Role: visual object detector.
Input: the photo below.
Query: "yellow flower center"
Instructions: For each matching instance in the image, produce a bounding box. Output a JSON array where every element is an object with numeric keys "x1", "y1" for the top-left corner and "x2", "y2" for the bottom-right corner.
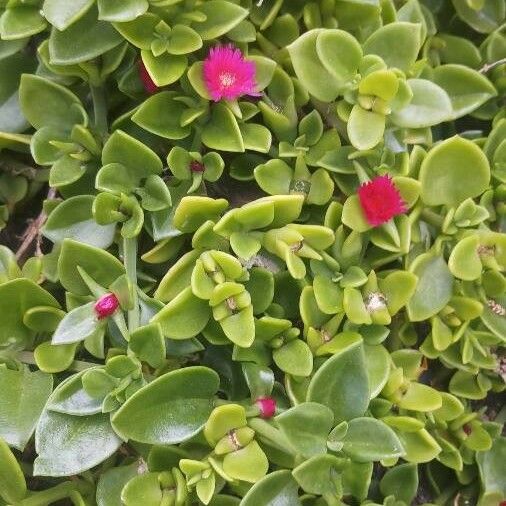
[{"x1": 219, "y1": 72, "x2": 236, "y2": 87}]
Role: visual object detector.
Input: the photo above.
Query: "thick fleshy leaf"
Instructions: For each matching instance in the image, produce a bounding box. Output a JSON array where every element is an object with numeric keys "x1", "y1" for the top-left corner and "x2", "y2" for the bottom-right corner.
[
  {"x1": 307, "y1": 339, "x2": 369, "y2": 422},
  {"x1": 43, "y1": 0, "x2": 94, "y2": 30},
  {"x1": 152, "y1": 286, "x2": 211, "y2": 339},
  {"x1": 43, "y1": 195, "x2": 115, "y2": 248},
  {"x1": 407, "y1": 252, "x2": 453, "y2": 322},
  {"x1": 341, "y1": 417, "x2": 404, "y2": 462},
  {"x1": 48, "y1": 7, "x2": 123, "y2": 65},
  {"x1": 287, "y1": 30, "x2": 341, "y2": 102},
  {"x1": 363, "y1": 22, "x2": 421, "y2": 71},
  {"x1": 34, "y1": 410, "x2": 122, "y2": 477},
  {"x1": 419, "y1": 136, "x2": 490, "y2": 207},
  {"x1": 241, "y1": 470, "x2": 301, "y2": 506},
  {"x1": 391, "y1": 79, "x2": 452, "y2": 128},
  {"x1": 112, "y1": 367, "x2": 219, "y2": 444},
  {"x1": 191, "y1": 0, "x2": 248, "y2": 40},
  {"x1": 19, "y1": 74, "x2": 86, "y2": 130},
  {"x1": 58, "y1": 239, "x2": 125, "y2": 296},
  {"x1": 0, "y1": 367, "x2": 53, "y2": 451},
  {"x1": 0, "y1": 279, "x2": 60, "y2": 346},
  {"x1": 432, "y1": 65, "x2": 497, "y2": 119},
  {"x1": 275, "y1": 402, "x2": 334, "y2": 458}
]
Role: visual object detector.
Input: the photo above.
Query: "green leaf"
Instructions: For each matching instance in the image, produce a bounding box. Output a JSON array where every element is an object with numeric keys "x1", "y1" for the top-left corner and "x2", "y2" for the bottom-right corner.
[
  {"x1": 43, "y1": 0, "x2": 94, "y2": 30},
  {"x1": 0, "y1": 279, "x2": 59, "y2": 346},
  {"x1": 293, "y1": 454, "x2": 345, "y2": 496},
  {"x1": 52, "y1": 301, "x2": 100, "y2": 345},
  {"x1": 0, "y1": 438, "x2": 26, "y2": 503},
  {"x1": 0, "y1": 367, "x2": 53, "y2": 451},
  {"x1": 451, "y1": 0, "x2": 505, "y2": 33},
  {"x1": 275, "y1": 402, "x2": 334, "y2": 458},
  {"x1": 307, "y1": 339, "x2": 370, "y2": 422},
  {"x1": 191, "y1": 0, "x2": 248, "y2": 40},
  {"x1": 34, "y1": 411, "x2": 122, "y2": 477},
  {"x1": 363, "y1": 22, "x2": 421, "y2": 71},
  {"x1": 223, "y1": 441, "x2": 269, "y2": 483},
  {"x1": 58, "y1": 239, "x2": 125, "y2": 296},
  {"x1": 96, "y1": 462, "x2": 140, "y2": 506},
  {"x1": 241, "y1": 470, "x2": 302, "y2": 506},
  {"x1": 380, "y1": 463, "x2": 418, "y2": 504},
  {"x1": 47, "y1": 370, "x2": 103, "y2": 416},
  {"x1": 347, "y1": 105, "x2": 385, "y2": 151},
  {"x1": 364, "y1": 344, "x2": 390, "y2": 399},
  {"x1": 202, "y1": 103, "x2": 244, "y2": 152},
  {"x1": 19, "y1": 74, "x2": 86, "y2": 130},
  {"x1": 102, "y1": 129, "x2": 162, "y2": 176},
  {"x1": 315, "y1": 29, "x2": 362, "y2": 87},
  {"x1": 49, "y1": 6, "x2": 123, "y2": 65},
  {"x1": 342, "y1": 417, "x2": 404, "y2": 462},
  {"x1": 0, "y1": 6, "x2": 47, "y2": 40},
  {"x1": 141, "y1": 50, "x2": 188, "y2": 86},
  {"x1": 0, "y1": 53, "x2": 34, "y2": 133},
  {"x1": 476, "y1": 437, "x2": 506, "y2": 505},
  {"x1": 273, "y1": 340, "x2": 313, "y2": 377},
  {"x1": 132, "y1": 91, "x2": 190, "y2": 139},
  {"x1": 407, "y1": 252, "x2": 453, "y2": 322},
  {"x1": 419, "y1": 136, "x2": 490, "y2": 207},
  {"x1": 97, "y1": 0, "x2": 149, "y2": 22},
  {"x1": 432, "y1": 64, "x2": 497, "y2": 119},
  {"x1": 391, "y1": 79, "x2": 452, "y2": 128},
  {"x1": 43, "y1": 195, "x2": 115, "y2": 248},
  {"x1": 112, "y1": 367, "x2": 219, "y2": 444},
  {"x1": 287, "y1": 29, "x2": 341, "y2": 102},
  {"x1": 395, "y1": 429, "x2": 441, "y2": 463},
  {"x1": 152, "y1": 286, "x2": 211, "y2": 339}
]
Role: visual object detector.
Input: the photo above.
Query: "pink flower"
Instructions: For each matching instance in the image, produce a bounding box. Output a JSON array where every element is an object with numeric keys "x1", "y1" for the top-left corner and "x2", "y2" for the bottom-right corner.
[
  {"x1": 94, "y1": 293, "x2": 119, "y2": 320},
  {"x1": 138, "y1": 60, "x2": 158, "y2": 95},
  {"x1": 203, "y1": 45, "x2": 258, "y2": 101},
  {"x1": 357, "y1": 175, "x2": 407, "y2": 227},
  {"x1": 256, "y1": 397, "x2": 276, "y2": 418}
]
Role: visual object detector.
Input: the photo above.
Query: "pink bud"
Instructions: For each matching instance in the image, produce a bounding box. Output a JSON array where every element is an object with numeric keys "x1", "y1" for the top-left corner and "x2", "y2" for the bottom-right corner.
[
  {"x1": 190, "y1": 160, "x2": 205, "y2": 173},
  {"x1": 94, "y1": 293, "x2": 119, "y2": 319},
  {"x1": 256, "y1": 397, "x2": 276, "y2": 419},
  {"x1": 138, "y1": 60, "x2": 158, "y2": 95}
]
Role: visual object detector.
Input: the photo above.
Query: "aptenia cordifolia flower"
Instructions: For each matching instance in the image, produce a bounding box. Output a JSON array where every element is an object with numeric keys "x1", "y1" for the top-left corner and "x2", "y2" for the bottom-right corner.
[
  {"x1": 94, "y1": 293, "x2": 120, "y2": 319},
  {"x1": 203, "y1": 45, "x2": 258, "y2": 101},
  {"x1": 358, "y1": 175, "x2": 407, "y2": 227}
]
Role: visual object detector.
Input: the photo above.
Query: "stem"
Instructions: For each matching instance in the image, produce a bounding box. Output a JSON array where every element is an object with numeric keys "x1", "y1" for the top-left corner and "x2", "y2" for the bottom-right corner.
[
  {"x1": 421, "y1": 208, "x2": 444, "y2": 228},
  {"x1": 91, "y1": 85, "x2": 108, "y2": 139},
  {"x1": 248, "y1": 418, "x2": 296, "y2": 456},
  {"x1": 19, "y1": 481, "x2": 87, "y2": 506},
  {"x1": 479, "y1": 57, "x2": 506, "y2": 74},
  {"x1": 18, "y1": 351, "x2": 96, "y2": 373},
  {"x1": 123, "y1": 236, "x2": 140, "y2": 332}
]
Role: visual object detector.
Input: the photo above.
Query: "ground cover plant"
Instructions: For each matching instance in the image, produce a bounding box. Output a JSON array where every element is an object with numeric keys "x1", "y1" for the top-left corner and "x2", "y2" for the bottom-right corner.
[{"x1": 0, "y1": 0, "x2": 505, "y2": 504}]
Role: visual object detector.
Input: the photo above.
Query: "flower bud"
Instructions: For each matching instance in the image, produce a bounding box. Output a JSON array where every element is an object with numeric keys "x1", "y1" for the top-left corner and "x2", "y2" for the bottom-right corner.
[
  {"x1": 256, "y1": 397, "x2": 276, "y2": 419},
  {"x1": 94, "y1": 293, "x2": 119, "y2": 319}
]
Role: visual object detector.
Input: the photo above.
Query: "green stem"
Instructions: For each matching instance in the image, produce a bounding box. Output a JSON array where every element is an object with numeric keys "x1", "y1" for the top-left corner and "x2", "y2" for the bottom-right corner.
[
  {"x1": 421, "y1": 208, "x2": 444, "y2": 228},
  {"x1": 123, "y1": 236, "x2": 140, "y2": 332},
  {"x1": 19, "y1": 481, "x2": 89, "y2": 506},
  {"x1": 91, "y1": 85, "x2": 108, "y2": 139},
  {"x1": 248, "y1": 418, "x2": 296, "y2": 456}
]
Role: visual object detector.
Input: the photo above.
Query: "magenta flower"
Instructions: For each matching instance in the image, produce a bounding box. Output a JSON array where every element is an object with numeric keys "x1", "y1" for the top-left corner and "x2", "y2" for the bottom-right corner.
[
  {"x1": 357, "y1": 175, "x2": 407, "y2": 227},
  {"x1": 256, "y1": 397, "x2": 276, "y2": 418},
  {"x1": 94, "y1": 293, "x2": 119, "y2": 320},
  {"x1": 203, "y1": 45, "x2": 258, "y2": 101}
]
